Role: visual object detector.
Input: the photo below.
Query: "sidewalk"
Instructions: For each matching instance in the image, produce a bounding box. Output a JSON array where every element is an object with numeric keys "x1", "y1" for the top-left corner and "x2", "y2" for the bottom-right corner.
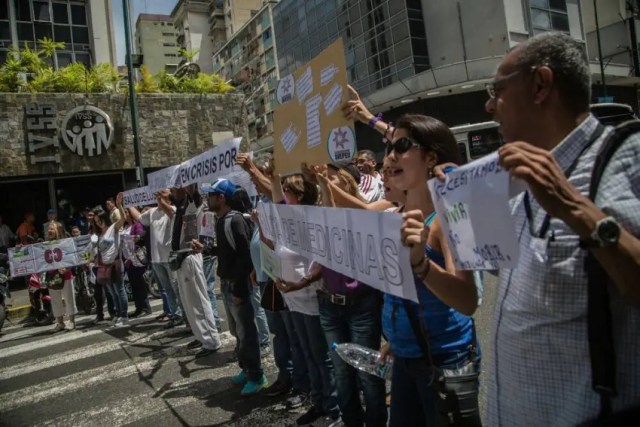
[{"x1": 6, "y1": 282, "x2": 31, "y2": 320}]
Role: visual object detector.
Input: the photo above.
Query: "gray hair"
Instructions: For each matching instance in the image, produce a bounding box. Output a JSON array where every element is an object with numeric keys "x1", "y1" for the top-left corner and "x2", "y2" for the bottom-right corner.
[{"x1": 514, "y1": 32, "x2": 591, "y2": 113}]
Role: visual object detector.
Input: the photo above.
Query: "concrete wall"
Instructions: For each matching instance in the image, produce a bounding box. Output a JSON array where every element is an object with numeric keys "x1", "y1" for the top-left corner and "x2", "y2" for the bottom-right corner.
[{"x1": 0, "y1": 93, "x2": 248, "y2": 179}]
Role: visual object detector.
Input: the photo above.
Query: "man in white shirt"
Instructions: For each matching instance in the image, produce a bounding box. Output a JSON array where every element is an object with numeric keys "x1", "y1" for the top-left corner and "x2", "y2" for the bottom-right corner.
[{"x1": 353, "y1": 150, "x2": 384, "y2": 202}]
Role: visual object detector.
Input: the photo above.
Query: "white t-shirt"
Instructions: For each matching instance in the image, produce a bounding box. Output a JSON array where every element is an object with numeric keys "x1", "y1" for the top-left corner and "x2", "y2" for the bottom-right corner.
[
  {"x1": 98, "y1": 224, "x2": 120, "y2": 265},
  {"x1": 139, "y1": 207, "x2": 173, "y2": 263},
  {"x1": 275, "y1": 243, "x2": 320, "y2": 316},
  {"x1": 358, "y1": 173, "x2": 385, "y2": 203}
]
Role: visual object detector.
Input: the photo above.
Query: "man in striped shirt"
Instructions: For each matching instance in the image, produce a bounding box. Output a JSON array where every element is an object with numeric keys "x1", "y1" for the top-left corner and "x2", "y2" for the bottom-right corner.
[{"x1": 353, "y1": 150, "x2": 384, "y2": 203}]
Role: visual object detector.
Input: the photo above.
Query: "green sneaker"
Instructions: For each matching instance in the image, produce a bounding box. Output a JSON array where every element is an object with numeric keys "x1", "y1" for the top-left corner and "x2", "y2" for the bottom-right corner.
[
  {"x1": 240, "y1": 374, "x2": 268, "y2": 396},
  {"x1": 231, "y1": 370, "x2": 247, "y2": 385}
]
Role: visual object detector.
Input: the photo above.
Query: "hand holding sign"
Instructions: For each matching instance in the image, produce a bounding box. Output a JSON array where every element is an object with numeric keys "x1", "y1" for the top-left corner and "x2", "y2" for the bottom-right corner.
[{"x1": 401, "y1": 210, "x2": 430, "y2": 267}]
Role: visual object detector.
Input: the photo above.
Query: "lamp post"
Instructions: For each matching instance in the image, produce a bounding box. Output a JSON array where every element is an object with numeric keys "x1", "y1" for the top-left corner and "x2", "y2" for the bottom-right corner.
[
  {"x1": 593, "y1": 0, "x2": 607, "y2": 98},
  {"x1": 122, "y1": 0, "x2": 145, "y2": 186}
]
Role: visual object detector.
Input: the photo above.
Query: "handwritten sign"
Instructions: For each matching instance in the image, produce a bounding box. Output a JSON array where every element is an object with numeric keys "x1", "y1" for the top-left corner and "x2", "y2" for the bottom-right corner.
[
  {"x1": 123, "y1": 186, "x2": 155, "y2": 208},
  {"x1": 427, "y1": 152, "x2": 519, "y2": 270},
  {"x1": 178, "y1": 138, "x2": 241, "y2": 187},
  {"x1": 8, "y1": 236, "x2": 94, "y2": 277},
  {"x1": 260, "y1": 242, "x2": 282, "y2": 281},
  {"x1": 273, "y1": 38, "x2": 355, "y2": 174},
  {"x1": 257, "y1": 202, "x2": 417, "y2": 302},
  {"x1": 148, "y1": 164, "x2": 181, "y2": 193}
]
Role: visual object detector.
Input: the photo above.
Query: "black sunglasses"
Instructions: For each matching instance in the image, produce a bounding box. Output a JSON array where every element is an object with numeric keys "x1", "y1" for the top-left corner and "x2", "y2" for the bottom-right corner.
[{"x1": 385, "y1": 137, "x2": 421, "y2": 156}]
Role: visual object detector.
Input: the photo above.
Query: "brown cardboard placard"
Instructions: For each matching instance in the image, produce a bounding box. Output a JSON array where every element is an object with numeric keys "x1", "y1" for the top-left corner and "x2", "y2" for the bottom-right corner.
[{"x1": 273, "y1": 38, "x2": 355, "y2": 175}]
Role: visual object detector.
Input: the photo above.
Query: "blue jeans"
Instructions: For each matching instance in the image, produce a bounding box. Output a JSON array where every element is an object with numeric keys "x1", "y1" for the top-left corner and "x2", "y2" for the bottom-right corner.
[
  {"x1": 319, "y1": 292, "x2": 387, "y2": 427},
  {"x1": 252, "y1": 282, "x2": 271, "y2": 347},
  {"x1": 278, "y1": 309, "x2": 310, "y2": 392},
  {"x1": 389, "y1": 351, "x2": 474, "y2": 427},
  {"x1": 150, "y1": 267, "x2": 171, "y2": 315},
  {"x1": 220, "y1": 279, "x2": 263, "y2": 382},
  {"x1": 104, "y1": 275, "x2": 128, "y2": 319},
  {"x1": 202, "y1": 256, "x2": 222, "y2": 329},
  {"x1": 291, "y1": 311, "x2": 339, "y2": 416},
  {"x1": 152, "y1": 262, "x2": 183, "y2": 319}
]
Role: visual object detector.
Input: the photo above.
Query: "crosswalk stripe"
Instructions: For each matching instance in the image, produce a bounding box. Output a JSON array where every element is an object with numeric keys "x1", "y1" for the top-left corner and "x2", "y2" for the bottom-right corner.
[
  {"x1": 0, "y1": 330, "x2": 235, "y2": 381},
  {"x1": 0, "y1": 329, "x2": 105, "y2": 359}
]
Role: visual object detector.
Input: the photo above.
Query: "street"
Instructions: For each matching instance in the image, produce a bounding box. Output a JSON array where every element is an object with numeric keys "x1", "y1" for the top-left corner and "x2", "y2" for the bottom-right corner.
[{"x1": 0, "y1": 276, "x2": 497, "y2": 427}]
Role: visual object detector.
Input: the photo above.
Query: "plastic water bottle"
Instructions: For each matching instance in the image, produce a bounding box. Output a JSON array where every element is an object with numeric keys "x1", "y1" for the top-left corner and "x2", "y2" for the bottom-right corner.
[{"x1": 331, "y1": 342, "x2": 393, "y2": 380}]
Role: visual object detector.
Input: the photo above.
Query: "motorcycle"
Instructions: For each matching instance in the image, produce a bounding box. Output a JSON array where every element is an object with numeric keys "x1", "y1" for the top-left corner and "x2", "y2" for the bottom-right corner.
[
  {"x1": 124, "y1": 266, "x2": 161, "y2": 302},
  {"x1": 0, "y1": 267, "x2": 9, "y2": 332},
  {"x1": 28, "y1": 273, "x2": 54, "y2": 326},
  {"x1": 74, "y1": 265, "x2": 95, "y2": 315}
]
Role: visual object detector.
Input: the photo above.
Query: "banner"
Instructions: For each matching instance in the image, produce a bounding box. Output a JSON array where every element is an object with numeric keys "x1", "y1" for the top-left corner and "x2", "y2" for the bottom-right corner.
[
  {"x1": 123, "y1": 186, "x2": 155, "y2": 208},
  {"x1": 8, "y1": 235, "x2": 94, "y2": 277},
  {"x1": 257, "y1": 203, "x2": 417, "y2": 302},
  {"x1": 273, "y1": 38, "x2": 355, "y2": 174},
  {"x1": 178, "y1": 138, "x2": 241, "y2": 188},
  {"x1": 260, "y1": 242, "x2": 282, "y2": 281},
  {"x1": 427, "y1": 152, "x2": 519, "y2": 270},
  {"x1": 148, "y1": 164, "x2": 181, "y2": 193}
]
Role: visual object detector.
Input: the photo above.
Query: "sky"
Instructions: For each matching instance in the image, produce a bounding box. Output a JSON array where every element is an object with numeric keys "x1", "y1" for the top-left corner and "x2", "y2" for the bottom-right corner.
[{"x1": 112, "y1": 0, "x2": 178, "y2": 65}]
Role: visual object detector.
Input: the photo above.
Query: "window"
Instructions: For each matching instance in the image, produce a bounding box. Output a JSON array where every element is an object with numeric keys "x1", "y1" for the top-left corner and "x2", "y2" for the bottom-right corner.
[
  {"x1": 71, "y1": 4, "x2": 87, "y2": 26},
  {"x1": 0, "y1": 21, "x2": 10, "y2": 41},
  {"x1": 72, "y1": 26, "x2": 89, "y2": 44},
  {"x1": 33, "y1": 1, "x2": 51, "y2": 21},
  {"x1": 0, "y1": 0, "x2": 8, "y2": 20},
  {"x1": 163, "y1": 43, "x2": 176, "y2": 47},
  {"x1": 531, "y1": 0, "x2": 569, "y2": 32},
  {"x1": 56, "y1": 51, "x2": 73, "y2": 67},
  {"x1": 53, "y1": 2, "x2": 69, "y2": 24},
  {"x1": 34, "y1": 22, "x2": 52, "y2": 40},
  {"x1": 162, "y1": 32, "x2": 175, "y2": 36},
  {"x1": 75, "y1": 52, "x2": 91, "y2": 67},
  {"x1": 18, "y1": 23, "x2": 33, "y2": 41},
  {"x1": 15, "y1": 0, "x2": 31, "y2": 21}
]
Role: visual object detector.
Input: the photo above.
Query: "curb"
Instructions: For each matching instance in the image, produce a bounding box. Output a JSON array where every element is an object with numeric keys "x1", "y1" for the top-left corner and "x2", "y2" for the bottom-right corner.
[{"x1": 7, "y1": 304, "x2": 31, "y2": 320}]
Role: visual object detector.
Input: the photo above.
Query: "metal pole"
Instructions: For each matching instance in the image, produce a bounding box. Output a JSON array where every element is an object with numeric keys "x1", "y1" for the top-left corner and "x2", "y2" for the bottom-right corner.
[
  {"x1": 123, "y1": 0, "x2": 145, "y2": 186},
  {"x1": 593, "y1": 0, "x2": 607, "y2": 98}
]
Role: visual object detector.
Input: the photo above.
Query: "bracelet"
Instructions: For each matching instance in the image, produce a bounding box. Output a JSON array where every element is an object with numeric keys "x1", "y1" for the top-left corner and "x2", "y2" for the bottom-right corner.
[
  {"x1": 382, "y1": 122, "x2": 393, "y2": 143},
  {"x1": 412, "y1": 256, "x2": 431, "y2": 281},
  {"x1": 369, "y1": 113, "x2": 383, "y2": 129}
]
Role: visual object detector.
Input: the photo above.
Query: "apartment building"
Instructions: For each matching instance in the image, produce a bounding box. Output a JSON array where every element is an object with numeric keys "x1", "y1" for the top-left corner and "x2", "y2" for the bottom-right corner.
[{"x1": 135, "y1": 14, "x2": 180, "y2": 74}]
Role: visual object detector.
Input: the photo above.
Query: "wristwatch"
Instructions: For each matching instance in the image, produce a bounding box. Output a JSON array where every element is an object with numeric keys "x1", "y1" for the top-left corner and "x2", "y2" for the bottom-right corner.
[{"x1": 580, "y1": 216, "x2": 621, "y2": 248}]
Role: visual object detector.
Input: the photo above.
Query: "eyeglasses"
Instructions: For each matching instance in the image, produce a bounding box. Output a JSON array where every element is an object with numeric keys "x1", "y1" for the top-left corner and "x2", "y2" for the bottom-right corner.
[
  {"x1": 385, "y1": 137, "x2": 421, "y2": 156},
  {"x1": 485, "y1": 66, "x2": 539, "y2": 99}
]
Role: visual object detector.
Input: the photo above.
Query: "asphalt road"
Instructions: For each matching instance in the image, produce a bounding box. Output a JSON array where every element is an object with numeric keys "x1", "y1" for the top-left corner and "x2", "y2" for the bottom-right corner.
[{"x1": 0, "y1": 276, "x2": 498, "y2": 427}]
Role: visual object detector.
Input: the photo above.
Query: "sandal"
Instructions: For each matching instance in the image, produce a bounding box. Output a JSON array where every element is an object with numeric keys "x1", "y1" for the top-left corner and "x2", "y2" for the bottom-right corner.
[{"x1": 155, "y1": 314, "x2": 170, "y2": 321}]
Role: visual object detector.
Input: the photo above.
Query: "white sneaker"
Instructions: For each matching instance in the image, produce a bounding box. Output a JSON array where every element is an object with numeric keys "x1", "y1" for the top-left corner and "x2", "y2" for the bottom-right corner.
[
  {"x1": 66, "y1": 322, "x2": 76, "y2": 331},
  {"x1": 111, "y1": 317, "x2": 120, "y2": 325},
  {"x1": 111, "y1": 318, "x2": 128, "y2": 328},
  {"x1": 53, "y1": 323, "x2": 65, "y2": 332}
]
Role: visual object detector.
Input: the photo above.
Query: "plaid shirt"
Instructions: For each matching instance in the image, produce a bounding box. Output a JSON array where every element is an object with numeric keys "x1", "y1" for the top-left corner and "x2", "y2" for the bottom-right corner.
[{"x1": 487, "y1": 115, "x2": 640, "y2": 426}]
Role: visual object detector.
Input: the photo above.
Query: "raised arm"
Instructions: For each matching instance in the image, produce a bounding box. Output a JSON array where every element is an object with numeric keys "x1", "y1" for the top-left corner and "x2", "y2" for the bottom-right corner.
[
  {"x1": 342, "y1": 85, "x2": 394, "y2": 140},
  {"x1": 237, "y1": 153, "x2": 273, "y2": 199},
  {"x1": 114, "y1": 193, "x2": 127, "y2": 231}
]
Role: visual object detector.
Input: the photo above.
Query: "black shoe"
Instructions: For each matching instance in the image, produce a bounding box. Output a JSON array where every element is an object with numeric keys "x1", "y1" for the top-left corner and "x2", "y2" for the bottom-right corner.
[
  {"x1": 286, "y1": 389, "x2": 309, "y2": 409},
  {"x1": 143, "y1": 309, "x2": 152, "y2": 315},
  {"x1": 187, "y1": 339, "x2": 202, "y2": 349},
  {"x1": 263, "y1": 379, "x2": 291, "y2": 397},
  {"x1": 164, "y1": 318, "x2": 183, "y2": 329},
  {"x1": 92, "y1": 316, "x2": 105, "y2": 325},
  {"x1": 296, "y1": 406, "x2": 323, "y2": 426},
  {"x1": 129, "y1": 310, "x2": 143, "y2": 318},
  {"x1": 194, "y1": 346, "x2": 221, "y2": 358}
]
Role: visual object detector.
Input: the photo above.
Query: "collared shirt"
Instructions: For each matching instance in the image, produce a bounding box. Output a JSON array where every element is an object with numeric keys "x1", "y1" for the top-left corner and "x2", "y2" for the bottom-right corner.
[{"x1": 487, "y1": 115, "x2": 640, "y2": 426}]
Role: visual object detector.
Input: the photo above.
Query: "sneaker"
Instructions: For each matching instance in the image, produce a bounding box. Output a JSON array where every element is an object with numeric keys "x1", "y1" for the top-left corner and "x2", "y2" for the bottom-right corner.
[
  {"x1": 194, "y1": 346, "x2": 221, "y2": 358},
  {"x1": 92, "y1": 316, "x2": 105, "y2": 325},
  {"x1": 263, "y1": 379, "x2": 291, "y2": 397},
  {"x1": 129, "y1": 310, "x2": 143, "y2": 318},
  {"x1": 286, "y1": 389, "x2": 309, "y2": 409},
  {"x1": 187, "y1": 339, "x2": 202, "y2": 349},
  {"x1": 53, "y1": 323, "x2": 66, "y2": 332},
  {"x1": 241, "y1": 374, "x2": 268, "y2": 396},
  {"x1": 260, "y1": 344, "x2": 271, "y2": 357},
  {"x1": 231, "y1": 370, "x2": 247, "y2": 385},
  {"x1": 296, "y1": 406, "x2": 324, "y2": 426},
  {"x1": 111, "y1": 318, "x2": 127, "y2": 328},
  {"x1": 111, "y1": 317, "x2": 120, "y2": 325},
  {"x1": 66, "y1": 322, "x2": 76, "y2": 331}
]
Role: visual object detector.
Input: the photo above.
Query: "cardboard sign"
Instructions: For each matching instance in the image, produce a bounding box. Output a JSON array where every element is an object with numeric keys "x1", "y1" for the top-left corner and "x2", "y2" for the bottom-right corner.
[
  {"x1": 259, "y1": 241, "x2": 282, "y2": 281},
  {"x1": 427, "y1": 152, "x2": 519, "y2": 270},
  {"x1": 8, "y1": 235, "x2": 94, "y2": 277},
  {"x1": 123, "y1": 186, "x2": 155, "y2": 208},
  {"x1": 273, "y1": 38, "x2": 355, "y2": 174},
  {"x1": 257, "y1": 202, "x2": 417, "y2": 302}
]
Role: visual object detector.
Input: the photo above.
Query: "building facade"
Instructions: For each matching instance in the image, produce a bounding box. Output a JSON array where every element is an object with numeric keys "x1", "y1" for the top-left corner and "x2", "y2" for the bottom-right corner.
[
  {"x1": 0, "y1": 0, "x2": 117, "y2": 68},
  {"x1": 213, "y1": 0, "x2": 279, "y2": 150},
  {"x1": 171, "y1": 0, "x2": 214, "y2": 73},
  {"x1": 135, "y1": 14, "x2": 180, "y2": 75}
]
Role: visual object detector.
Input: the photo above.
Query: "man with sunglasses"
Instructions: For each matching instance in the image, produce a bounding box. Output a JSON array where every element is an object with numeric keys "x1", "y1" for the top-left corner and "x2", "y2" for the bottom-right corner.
[{"x1": 479, "y1": 32, "x2": 640, "y2": 426}]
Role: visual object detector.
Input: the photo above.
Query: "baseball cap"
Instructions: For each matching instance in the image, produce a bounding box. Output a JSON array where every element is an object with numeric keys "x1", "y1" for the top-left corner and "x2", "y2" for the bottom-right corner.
[
  {"x1": 328, "y1": 162, "x2": 361, "y2": 185},
  {"x1": 47, "y1": 208, "x2": 57, "y2": 215},
  {"x1": 201, "y1": 178, "x2": 236, "y2": 198}
]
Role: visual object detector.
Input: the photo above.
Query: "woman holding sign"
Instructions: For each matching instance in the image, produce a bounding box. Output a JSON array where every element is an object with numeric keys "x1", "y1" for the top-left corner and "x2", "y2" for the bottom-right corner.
[
  {"x1": 46, "y1": 223, "x2": 77, "y2": 332},
  {"x1": 345, "y1": 89, "x2": 482, "y2": 426}
]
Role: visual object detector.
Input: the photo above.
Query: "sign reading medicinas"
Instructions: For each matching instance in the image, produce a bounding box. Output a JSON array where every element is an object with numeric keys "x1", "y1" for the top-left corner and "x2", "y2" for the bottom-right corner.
[
  {"x1": 273, "y1": 38, "x2": 355, "y2": 175},
  {"x1": 8, "y1": 235, "x2": 93, "y2": 277},
  {"x1": 427, "y1": 152, "x2": 519, "y2": 270},
  {"x1": 257, "y1": 202, "x2": 417, "y2": 302}
]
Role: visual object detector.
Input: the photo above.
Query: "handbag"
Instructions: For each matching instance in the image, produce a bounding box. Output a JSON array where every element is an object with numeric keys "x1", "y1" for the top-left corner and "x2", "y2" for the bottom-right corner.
[
  {"x1": 96, "y1": 264, "x2": 114, "y2": 286},
  {"x1": 134, "y1": 246, "x2": 149, "y2": 266},
  {"x1": 260, "y1": 279, "x2": 286, "y2": 311},
  {"x1": 402, "y1": 299, "x2": 482, "y2": 426}
]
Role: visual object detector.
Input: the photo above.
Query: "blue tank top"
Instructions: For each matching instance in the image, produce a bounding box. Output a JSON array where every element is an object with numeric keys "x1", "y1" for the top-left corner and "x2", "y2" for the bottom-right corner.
[{"x1": 382, "y1": 212, "x2": 474, "y2": 359}]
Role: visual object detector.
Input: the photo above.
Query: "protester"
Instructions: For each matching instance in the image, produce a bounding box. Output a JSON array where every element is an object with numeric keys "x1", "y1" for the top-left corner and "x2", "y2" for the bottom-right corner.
[
  {"x1": 42, "y1": 209, "x2": 62, "y2": 237},
  {"x1": 0, "y1": 214, "x2": 16, "y2": 248},
  {"x1": 45, "y1": 223, "x2": 77, "y2": 332},
  {"x1": 76, "y1": 207, "x2": 91, "y2": 235},
  {"x1": 352, "y1": 150, "x2": 384, "y2": 203},
  {"x1": 93, "y1": 196, "x2": 128, "y2": 328},
  {"x1": 475, "y1": 32, "x2": 640, "y2": 425},
  {"x1": 199, "y1": 205, "x2": 223, "y2": 331},
  {"x1": 106, "y1": 198, "x2": 122, "y2": 225},
  {"x1": 121, "y1": 209, "x2": 152, "y2": 317},
  {"x1": 202, "y1": 178, "x2": 266, "y2": 395},
  {"x1": 170, "y1": 184, "x2": 222, "y2": 358},
  {"x1": 16, "y1": 212, "x2": 38, "y2": 245},
  {"x1": 87, "y1": 205, "x2": 115, "y2": 324}
]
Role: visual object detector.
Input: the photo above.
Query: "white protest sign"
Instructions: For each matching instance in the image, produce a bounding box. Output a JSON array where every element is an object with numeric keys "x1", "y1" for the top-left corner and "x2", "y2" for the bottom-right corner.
[
  {"x1": 427, "y1": 152, "x2": 519, "y2": 270},
  {"x1": 148, "y1": 164, "x2": 181, "y2": 193},
  {"x1": 8, "y1": 236, "x2": 94, "y2": 277},
  {"x1": 200, "y1": 211, "x2": 216, "y2": 238},
  {"x1": 178, "y1": 138, "x2": 241, "y2": 187},
  {"x1": 257, "y1": 203, "x2": 417, "y2": 302},
  {"x1": 123, "y1": 186, "x2": 155, "y2": 208},
  {"x1": 260, "y1": 242, "x2": 282, "y2": 281}
]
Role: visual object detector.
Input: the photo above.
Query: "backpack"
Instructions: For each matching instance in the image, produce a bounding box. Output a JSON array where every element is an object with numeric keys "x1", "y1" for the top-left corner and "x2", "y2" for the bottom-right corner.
[
  {"x1": 223, "y1": 210, "x2": 253, "y2": 252},
  {"x1": 582, "y1": 120, "x2": 640, "y2": 426}
]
